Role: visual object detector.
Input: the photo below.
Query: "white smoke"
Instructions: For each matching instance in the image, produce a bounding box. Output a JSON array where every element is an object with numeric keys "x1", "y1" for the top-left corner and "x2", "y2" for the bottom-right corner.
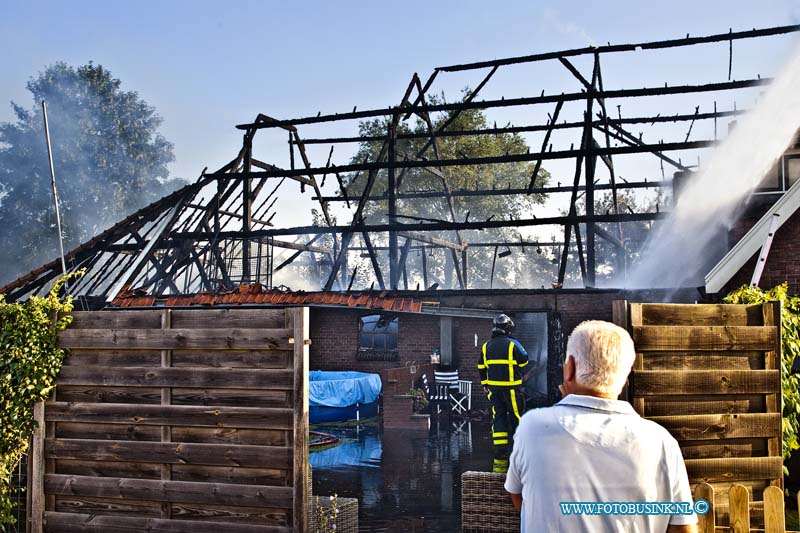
[{"x1": 626, "y1": 43, "x2": 800, "y2": 289}]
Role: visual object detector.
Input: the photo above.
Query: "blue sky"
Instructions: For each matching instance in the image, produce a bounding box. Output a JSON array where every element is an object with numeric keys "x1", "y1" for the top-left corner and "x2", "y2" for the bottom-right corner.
[{"x1": 2, "y1": 0, "x2": 800, "y2": 228}]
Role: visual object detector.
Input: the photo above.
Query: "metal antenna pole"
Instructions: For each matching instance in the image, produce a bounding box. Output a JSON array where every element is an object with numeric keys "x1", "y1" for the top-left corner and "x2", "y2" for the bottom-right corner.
[{"x1": 42, "y1": 100, "x2": 67, "y2": 275}]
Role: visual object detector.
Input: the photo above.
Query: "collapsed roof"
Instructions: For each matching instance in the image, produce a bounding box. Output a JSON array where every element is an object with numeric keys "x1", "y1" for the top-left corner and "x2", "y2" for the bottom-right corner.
[{"x1": 3, "y1": 24, "x2": 799, "y2": 305}]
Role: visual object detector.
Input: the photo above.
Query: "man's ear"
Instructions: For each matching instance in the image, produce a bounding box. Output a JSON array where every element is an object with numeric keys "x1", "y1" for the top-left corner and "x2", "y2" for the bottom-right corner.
[{"x1": 563, "y1": 355, "x2": 576, "y2": 382}]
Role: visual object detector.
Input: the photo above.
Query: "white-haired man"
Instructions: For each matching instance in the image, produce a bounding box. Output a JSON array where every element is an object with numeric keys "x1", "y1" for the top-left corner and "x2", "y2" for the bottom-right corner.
[{"x1": 504, "y1": 320, "x2": 698, "y2": 533}]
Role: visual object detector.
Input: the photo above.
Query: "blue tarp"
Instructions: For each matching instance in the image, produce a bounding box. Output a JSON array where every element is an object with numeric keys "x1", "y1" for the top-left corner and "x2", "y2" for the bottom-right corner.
[{"x1": 309, "y1": 370, "x2": 382, "y2": 408}]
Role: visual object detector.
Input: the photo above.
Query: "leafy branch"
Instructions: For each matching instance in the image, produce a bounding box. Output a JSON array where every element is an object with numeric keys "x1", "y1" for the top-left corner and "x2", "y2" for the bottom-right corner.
[
  {"x1": 724, "y1": 283, "x2": 800, "y2": 472},
  {"x1": 0, "y1": 271, "x2": 82, "y2": 524}
]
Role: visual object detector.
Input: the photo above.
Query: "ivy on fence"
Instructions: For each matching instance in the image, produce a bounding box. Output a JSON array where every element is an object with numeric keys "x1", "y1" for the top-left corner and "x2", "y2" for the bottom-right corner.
[
  {"x1": 724, "y1": 283, "x2": 800, "y2": 472},
  {"x1": 0, "y1": 273, "x2": 80, "y2": 524}
]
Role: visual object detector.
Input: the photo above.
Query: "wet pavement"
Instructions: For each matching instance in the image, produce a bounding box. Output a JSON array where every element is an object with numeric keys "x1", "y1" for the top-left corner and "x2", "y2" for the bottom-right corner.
[{"x1": 311, "y1": 417, "x2": 494, "y2": 532}]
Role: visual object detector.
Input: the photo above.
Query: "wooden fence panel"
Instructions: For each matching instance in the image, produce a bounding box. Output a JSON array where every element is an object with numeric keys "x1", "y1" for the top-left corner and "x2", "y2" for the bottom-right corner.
[
  {"x1": 693, "y1": 483, "x2": 789, "y2": 533},
  {"x1": 615, "y1": 302, "x2": 783, "y2": 528},
  {"x1": 30, "y1": 307, "x2": 308, "y2": 533}
]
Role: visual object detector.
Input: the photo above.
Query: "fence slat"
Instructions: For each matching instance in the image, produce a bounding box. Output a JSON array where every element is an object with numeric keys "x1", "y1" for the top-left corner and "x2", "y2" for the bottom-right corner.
[
  {"x1": 647, "y1": 413, "x2": 780, "y2": 440},
  {"x1": 43, "y1": 308, "x2": 308, "y2": 531},
  {"x1": 685, "y1": 457, "x2": 783, "y2": 484},
  {"x1": 639, "y1": 304, "x2": 764, "y2": 326},
  {"x1": 291, "y1": 307, "x2": 309, "y2": 533},
  {"x1": 633, "y1": 370, "x2": 779, "y2": 395},
  {"x1": 55, "y1": 367, "x2": 294, "y2": 389},
  {"x1": 729, "y1": 484, "x2": 750, "y2": 533},
  {"x1": 57, "y1": 328, "x2": 292, "y2": 350},
  {"x1": 762, "y1": 302, "x2": 783, "y2": 469},
  {"x1": 169, "y1": 309, "x2": 286, "y2": 329},
  {"x1": 42, "y1": 511, "x2": 292, "y2": 533},
  {"x1": 694, "y1": 482, "x2": 715, "y2": 533},
  {"x1": 68, "y1": 311, "x2": 164, "y2": 329},
  {"x1": 644, "y1": 395, "x2": 766, "y2": 416},
  {"x1": 45, "y1": 439, "x2": 292, "y2": 468},
  {"x1": 679, "y1": 438, "x2": 768, "y2": 460},
  {"x1": 632, "y1": 326, "x2": 777, "y2": 351},
  {"x1": 43, "y1": 474, "x2": 293, "y2": 508},
  {"x1": 31, "y1": 402, "x2": 46, "y2": 533},
  {"x1": 763, "y1": 485, "x2": 785, "y2": 533},
  {"x1": 644, "y1": 352, "x2": 764, "y2": 370},
  {"x1": 45, "y1": 403, "x2": 293, "y2": 429}
]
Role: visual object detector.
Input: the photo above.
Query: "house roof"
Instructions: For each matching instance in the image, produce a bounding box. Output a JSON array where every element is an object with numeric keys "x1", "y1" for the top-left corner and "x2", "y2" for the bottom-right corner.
[
  {"x1": 112, "y1": 283, "x2": 424, "y2": 313},
  {"x1": 705, "y1": 179, "x2": 800, "y2": 293}
]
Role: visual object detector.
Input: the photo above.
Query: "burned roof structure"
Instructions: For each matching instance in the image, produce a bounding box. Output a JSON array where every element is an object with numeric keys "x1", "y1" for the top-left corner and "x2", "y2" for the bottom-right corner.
[{"x1": 3, "y1": 24, "x2": 800, "y2": 306}]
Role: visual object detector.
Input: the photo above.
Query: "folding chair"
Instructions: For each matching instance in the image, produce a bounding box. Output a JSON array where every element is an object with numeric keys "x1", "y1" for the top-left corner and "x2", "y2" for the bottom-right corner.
[
  {"x1": 435, "y1": 369, "x2": 472, "y2": 415},
  {"x1": 420, "y1": 373, "x2": 450, "y2": 414},
  {"x1": 452, "y1": 379, "x2": 472, "y2": 415}
]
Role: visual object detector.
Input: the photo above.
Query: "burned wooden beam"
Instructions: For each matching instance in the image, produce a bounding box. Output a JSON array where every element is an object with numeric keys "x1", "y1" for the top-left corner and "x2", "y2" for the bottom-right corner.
[
  {"x1": 174, "y1": 211, "x2": 666, "y2": 239},
  {"x1": 273, "y1": 234, "x2": 326, "y2": 272},
  {"x1": 214, "y1": 139, "x2": 714, "y2": 179},
  {"x1": 361, "y1": 231, "x2": 386, "y2": 290},
  {"x1": 528, "y1": 99, "x2": 563, "y2": 192},
  {"x1": 593, "y1": 224, "x2": 626, "y2": 249},
  {"x1": 290, "y1": 109, "x2": 746, "y2": 145},
  {"x1": 397, "y1": 232, "x2": 466, "y2": 251},
  {"x1": 318, "y1": 179, "x2": 668, "y2": 202},
  {"x1": 236, "y1": 78, "x2": 767, "y2": 130},
  {"x1": 293, "y1": 131, "x2": 333, "y2": 227},
  {"x1": 437, "y1": 24, "x2": 800, "y2": 72},
  {"x1": 388, "y1": 120, "x2": 399, "y2": 290},
  {"x1": 348, "y1": 240, "x2": 596, "y2": 251},
  {"x1": 559, "y1": 63, "x2": 597, "y2": 286},
  {"x1": 574, "y1": 223, "x2": 587, "y2": 284},
  {"x1": 397, "y1": 238, "x2": 413, "y2": 290},
  {"x1": 270, "y1": 238, "x2": 331, "y2": 254},
  {"x1": 597, "y1": 123, "x2": 689, "y2": 171},
  {"x1": 323, "y1": 74, "x2": 419, "y2": 290}
]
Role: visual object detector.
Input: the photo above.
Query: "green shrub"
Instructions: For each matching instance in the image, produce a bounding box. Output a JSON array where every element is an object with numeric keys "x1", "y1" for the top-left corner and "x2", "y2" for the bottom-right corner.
[
  {"x1": 724, "y1": 283, "x2": 800, "y2": 472},
  {"x1": 0, "y1": 273, "x2": 80, "y2": 524}
]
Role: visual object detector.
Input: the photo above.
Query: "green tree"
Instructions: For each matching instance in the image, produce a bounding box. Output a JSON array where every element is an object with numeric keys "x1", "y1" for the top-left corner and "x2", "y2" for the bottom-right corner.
[
  {"x1": 341, "y1": 94, "x2": 552, "y2": 289},
  {"x1": 723, "y1": 283, "x2": 800, "y2": 472},
  {"x1": 0, "y1": 62, "x2": 182, "y2": 284}
]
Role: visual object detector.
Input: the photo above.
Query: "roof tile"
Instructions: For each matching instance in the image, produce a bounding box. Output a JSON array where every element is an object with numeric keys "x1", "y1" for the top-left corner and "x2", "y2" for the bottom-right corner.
[{"x1": 111, "y1": 285, "x2": 424, "y2": 312}]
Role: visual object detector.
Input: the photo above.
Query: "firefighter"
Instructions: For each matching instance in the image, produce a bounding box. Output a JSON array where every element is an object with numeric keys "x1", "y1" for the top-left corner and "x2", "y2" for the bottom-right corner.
[{"x1": 478, "y1": 313, "x2": 528, "y2": 473}]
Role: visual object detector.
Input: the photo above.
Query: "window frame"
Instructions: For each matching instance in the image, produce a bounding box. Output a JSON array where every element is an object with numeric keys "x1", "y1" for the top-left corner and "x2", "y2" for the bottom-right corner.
[{"x1": 357, "y1": 313, "x2": 399, "y2": 357}]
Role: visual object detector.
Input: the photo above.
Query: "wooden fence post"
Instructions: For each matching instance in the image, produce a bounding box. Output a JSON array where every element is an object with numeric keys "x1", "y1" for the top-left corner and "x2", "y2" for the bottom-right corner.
[
  {"x1": 160, "y1": 309, "x2": 172, "y2": 519},
  {"x1": 291, "y1": 307, "x2": 309, "y2": 532},
  {"x1": 29, "y1": 402, "x2": 45, "y2": 533},
  {"x1": 729, "y1": 484, "x2": 750, "y2": 533},
  {"x1": 763, "y1": 485, "x2": 785, "y2": 533},
  {"x1": 695, "y1": 482, "x2": 715, "y2": 533},
  {"x1": 611, "y1": 300, "x2": 629, "y2": 401}
]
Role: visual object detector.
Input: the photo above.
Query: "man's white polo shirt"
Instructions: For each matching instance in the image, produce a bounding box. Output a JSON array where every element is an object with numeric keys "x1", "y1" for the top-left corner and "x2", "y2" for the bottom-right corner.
[{"x1": 504, "y1": 394, "x2": 697, "y2": 532}]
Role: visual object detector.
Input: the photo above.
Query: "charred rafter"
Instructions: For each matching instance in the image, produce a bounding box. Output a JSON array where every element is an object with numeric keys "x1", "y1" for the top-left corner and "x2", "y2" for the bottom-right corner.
[{"x1": 4, "y1": 25, "x2": 796, "y2": 301}]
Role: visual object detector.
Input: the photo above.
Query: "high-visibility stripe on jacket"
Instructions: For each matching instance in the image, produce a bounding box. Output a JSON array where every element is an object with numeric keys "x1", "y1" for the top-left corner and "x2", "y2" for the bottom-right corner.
[{"x1": 478, "y1": 335, "x2": 529, "y2": 387}]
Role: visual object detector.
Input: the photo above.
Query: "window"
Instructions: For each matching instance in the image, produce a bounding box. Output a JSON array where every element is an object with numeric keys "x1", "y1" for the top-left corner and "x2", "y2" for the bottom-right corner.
[
  {"x1": 784, "y1": 154, "x2": 800, "y2": 189},
  {"x1": 357, "y1": 314, "x2": 399, "y2": 360},
  {"x1": 755, "y1": 159, "x2": 782, "y2": 193},
  {"x1": 754, "y1": 154, "x2": 800, "y2": 194}
]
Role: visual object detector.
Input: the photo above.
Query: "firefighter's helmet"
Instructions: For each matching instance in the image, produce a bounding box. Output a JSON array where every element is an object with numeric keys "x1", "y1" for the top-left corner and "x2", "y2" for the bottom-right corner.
[{"x1": 492, "y1": 314, "x2": 514, "y2": 335}]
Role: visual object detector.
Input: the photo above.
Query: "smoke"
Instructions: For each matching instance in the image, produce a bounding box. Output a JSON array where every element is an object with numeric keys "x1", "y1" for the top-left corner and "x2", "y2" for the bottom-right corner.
[
  {"x1": 625, "y1": 44, "x2": 800, "y2": 289},
  {"x1": 0, "y1": 63, "x2": 183, "y2": 285},
  {"x1": 542, "y1": 8, "x2": 596, "y2": 47}
]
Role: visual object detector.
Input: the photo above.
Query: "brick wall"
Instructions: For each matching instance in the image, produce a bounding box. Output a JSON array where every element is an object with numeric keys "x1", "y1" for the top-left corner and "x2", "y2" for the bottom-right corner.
[
  {"x1": 726, "y1": 211, "x2": 800, "y2": 294},
  {"x1": 309, "y1": 309, "x2": 437, "y2": 373},
  {"x1": 308, "y1": 288, "x2": 696, "y2": 408}
]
